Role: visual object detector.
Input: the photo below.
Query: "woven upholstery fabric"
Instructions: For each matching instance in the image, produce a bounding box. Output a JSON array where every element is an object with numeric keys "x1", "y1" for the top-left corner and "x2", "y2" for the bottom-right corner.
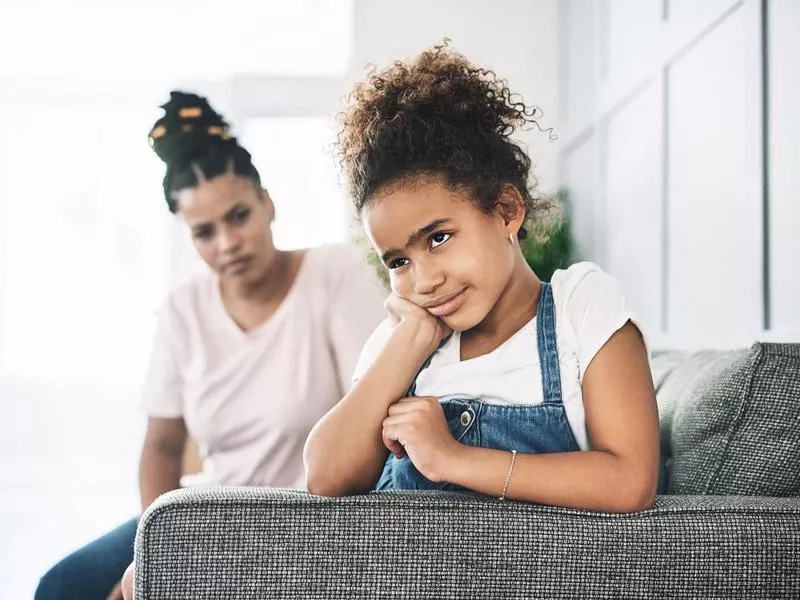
[
  {"x1": 135, "y1": 487, "x2": 800, "y2": 599},
  {"x1": 654, "y1": 343, "x2": 800, "y2": 496}
]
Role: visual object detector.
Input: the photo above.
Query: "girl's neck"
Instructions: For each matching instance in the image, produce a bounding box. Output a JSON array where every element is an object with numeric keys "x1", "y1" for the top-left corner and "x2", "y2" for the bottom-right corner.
[{"x1": 460, "y1": 257, "x2": 541, "y2": 360}]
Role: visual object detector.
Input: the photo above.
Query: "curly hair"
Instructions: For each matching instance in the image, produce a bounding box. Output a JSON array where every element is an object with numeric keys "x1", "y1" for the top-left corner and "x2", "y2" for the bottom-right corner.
[{"x1": 337, "y1": 42, "x2": 552, "y2": 239}]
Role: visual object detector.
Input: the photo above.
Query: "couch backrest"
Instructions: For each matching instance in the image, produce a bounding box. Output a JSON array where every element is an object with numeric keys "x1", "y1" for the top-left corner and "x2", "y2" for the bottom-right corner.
[{"x1": 652, "y1": 343, "x2": 800, "y2": 496}]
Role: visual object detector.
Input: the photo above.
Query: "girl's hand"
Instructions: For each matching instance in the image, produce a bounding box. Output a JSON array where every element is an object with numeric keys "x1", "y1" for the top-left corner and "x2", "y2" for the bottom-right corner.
[
  {"x1": 385, "y1": 293, "x2": 452, "y2": 354},
  {"x1": 382, "y1": 396, "x2": 460, "y2": 482}
]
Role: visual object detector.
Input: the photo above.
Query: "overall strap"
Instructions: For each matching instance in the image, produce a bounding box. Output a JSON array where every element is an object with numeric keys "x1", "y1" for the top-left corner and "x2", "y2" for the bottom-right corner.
[
  {"x1": 406, "y1": 334, "x2": 451, "y2": 396},
  {"x1": 536, "y1": 282, "x2": 564, "y2": 404}
]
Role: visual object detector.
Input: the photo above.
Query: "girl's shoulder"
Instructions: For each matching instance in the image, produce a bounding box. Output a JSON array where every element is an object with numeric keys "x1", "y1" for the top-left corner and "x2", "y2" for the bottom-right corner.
[
  {"x1": 550, "y1": 262, "x2": 628, "y2": 315},
  {"x1": 550, "y1": 262, "x2": 645, "y2": 377}
]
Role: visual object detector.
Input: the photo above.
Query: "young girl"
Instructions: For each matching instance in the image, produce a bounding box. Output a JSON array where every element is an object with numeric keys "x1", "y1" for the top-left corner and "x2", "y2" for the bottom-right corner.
[{"x1": 304, "y1": 44, "x2": 661, "y2": 512}]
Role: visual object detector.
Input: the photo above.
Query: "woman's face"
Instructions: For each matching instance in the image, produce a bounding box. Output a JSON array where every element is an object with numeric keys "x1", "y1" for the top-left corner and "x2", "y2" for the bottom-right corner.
[
  {"x1": 175, "y1": 172, "x2": 277, "y2": 287},
  {"x1": 362, "y1": 177, "x2": 521, "y2": 332}
]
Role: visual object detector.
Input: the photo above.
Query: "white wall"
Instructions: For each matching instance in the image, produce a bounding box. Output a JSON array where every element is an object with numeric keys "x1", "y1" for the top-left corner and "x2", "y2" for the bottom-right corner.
[
  {"x1": 769, "y1": 0, "x2": 800, "y2": 335},
  {"x1": 559, "y1": 0, "x2": 800, "y2": 350},
  {"x1": 348, "y1": 0, "x2": 560, "y2": 194}
]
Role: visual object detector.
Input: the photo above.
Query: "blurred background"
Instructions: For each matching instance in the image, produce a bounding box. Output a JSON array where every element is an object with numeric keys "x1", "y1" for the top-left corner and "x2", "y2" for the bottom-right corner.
[{"x1": 0, "y1": 0, "x2": 797, "y2": 597}]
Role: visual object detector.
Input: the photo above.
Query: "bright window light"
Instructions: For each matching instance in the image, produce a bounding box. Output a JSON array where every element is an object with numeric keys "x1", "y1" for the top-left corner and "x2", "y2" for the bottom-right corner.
[
  {"x1": 0, "y1": 0, "x2": 354, "y2": 81},
  {"x1": 242, "y1": 117, "x2": 350, "y2": 251}
]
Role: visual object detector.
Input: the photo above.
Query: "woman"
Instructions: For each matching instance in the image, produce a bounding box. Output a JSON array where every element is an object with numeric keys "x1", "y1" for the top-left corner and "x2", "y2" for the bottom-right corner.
[{"x1": 35, "y1": 91, "x2": 386, "y2": 600}]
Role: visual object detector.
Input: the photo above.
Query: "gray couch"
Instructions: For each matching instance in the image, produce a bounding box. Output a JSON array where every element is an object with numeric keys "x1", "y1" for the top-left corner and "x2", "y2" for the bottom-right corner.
[{"x1": 133, "y1": 343, "x2": 800, "y2": 599}]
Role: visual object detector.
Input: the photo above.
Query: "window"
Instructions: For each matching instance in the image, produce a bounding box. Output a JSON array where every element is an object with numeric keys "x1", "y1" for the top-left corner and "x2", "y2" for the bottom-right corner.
[
  {"x1": 0, "y1": 103, "x2": 168, "y2": 595},
  {"x1": 0, "y1": 4, "x2": 353, "y2": 591},
  {"x1": 0, "y1": 93, "x2": 352, "y2": 597},
  {"x1": 243, "y1": 117, "x2": 350, "y2": 250},
  {"x1": 0, "y1": 106, "x2": 168, "y2": 382}
]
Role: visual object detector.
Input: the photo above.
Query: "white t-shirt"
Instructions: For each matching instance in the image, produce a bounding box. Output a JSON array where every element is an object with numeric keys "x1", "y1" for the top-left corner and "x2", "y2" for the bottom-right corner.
[
  {"x1": 352, "y1": 262, "x2": 645, "y2": 451},
  {"x1": 142, "y1": 243, "x2": 387, "y2": 488}
]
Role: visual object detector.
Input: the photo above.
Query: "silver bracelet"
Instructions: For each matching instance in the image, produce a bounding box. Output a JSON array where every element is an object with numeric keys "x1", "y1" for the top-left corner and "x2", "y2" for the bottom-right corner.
[{"x1": 500, "y1": 450, "x2": 517, "y2": 501}]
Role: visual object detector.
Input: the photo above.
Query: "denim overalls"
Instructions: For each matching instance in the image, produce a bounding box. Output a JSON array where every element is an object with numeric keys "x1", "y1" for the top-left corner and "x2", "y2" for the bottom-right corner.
[
  {"x1": 374, "y1": 282, "x2": 668, "y2": 493},
  {"x1": 375, "y1": 282, "x2": 582, "y2": 491}
]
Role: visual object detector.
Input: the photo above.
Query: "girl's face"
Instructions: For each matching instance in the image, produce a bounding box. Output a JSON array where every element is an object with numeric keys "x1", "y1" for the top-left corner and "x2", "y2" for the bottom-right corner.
[
  {"x1": 175, "y1": 172, "x2": 277, "y2": 288},
  {"x1": 363, "y1": 176, "x2": 522, "y2": 332}
]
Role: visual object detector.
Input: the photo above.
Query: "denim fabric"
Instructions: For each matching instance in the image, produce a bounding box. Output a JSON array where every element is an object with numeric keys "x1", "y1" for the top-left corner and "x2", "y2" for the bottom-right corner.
[
  {"x1": 34, "y1": 517, "x2": 137, "y2": 600},
  {"x1": 376, "y1": 282, "x2": 581, "y2": 491}
]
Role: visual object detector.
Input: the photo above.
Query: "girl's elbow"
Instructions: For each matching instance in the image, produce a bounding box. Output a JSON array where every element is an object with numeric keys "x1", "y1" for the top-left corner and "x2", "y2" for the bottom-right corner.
[
  {"x1": 303, "y1": 451, "x2": 356, "y2": 497},
  {"x1": 305, "y1": 462, "x2": 374, "y2": 497},
  {"x1": 621, "y1": 490, "x2": 656, "y2": 512},
  {"x1": 305, "y1": 471, "x2": 350, "y2": 497},
  {"x1": 614, "y1": 477, "x2": 658, "y2": 513}
]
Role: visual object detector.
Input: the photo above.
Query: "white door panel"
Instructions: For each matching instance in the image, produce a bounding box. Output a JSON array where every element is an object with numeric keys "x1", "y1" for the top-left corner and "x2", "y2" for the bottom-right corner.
[
  {"x1": 667, "y1": 2, "x2": 762, "y2": 343},
  {"x1": 606, "y1": 82, "x2": 664, "y2": 336}
]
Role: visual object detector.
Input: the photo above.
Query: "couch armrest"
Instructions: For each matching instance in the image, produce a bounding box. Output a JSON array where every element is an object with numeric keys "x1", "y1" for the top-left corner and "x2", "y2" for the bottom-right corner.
[{"x1": 134, "y1": 487, "x2": 800, "y2": 599}]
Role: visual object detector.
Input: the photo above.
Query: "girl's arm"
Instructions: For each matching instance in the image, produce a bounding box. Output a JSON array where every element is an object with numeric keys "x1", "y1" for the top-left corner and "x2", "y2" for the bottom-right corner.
[
  {"x1": 402, "y1": 321, "x2": 661, "y2": 512},
  {"x1": 304, "y1": 297, "x2": 449, "y2": 496}
]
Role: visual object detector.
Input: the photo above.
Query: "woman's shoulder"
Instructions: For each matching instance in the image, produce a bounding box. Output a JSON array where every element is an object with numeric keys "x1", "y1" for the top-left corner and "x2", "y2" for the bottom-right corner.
[
  {"x1": 351, "y1": 317, "x2": 396, "y2": 381},
  {"x1": 303, "y1": 242, "x2": 385, "y2": 291},
  {"x1": 305, "y1": 242, "x2": 372, "y2": 269},
  {"x1": 161, "y1": 268, "x2": 218, "y2": 321}
]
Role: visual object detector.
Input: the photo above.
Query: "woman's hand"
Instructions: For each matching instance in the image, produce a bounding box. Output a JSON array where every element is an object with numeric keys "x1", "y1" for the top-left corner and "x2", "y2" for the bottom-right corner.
[
  {"x1": 382, "y1": 396, "x2": 460, "y2": 482},
  {"x1": 120, "y1": 561, "x2": 135, "y2": 600},
  {"x1": 384, "y1": 293, "x2": 451, "y2": 352},
  {"x1": 106, "y1": 581, "x2": 124, "y2": 600}
]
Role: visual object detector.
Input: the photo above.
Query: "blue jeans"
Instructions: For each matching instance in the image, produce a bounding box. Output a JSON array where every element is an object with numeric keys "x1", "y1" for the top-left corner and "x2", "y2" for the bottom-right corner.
[{"x1": 35, "y1": 518, "x2": 137, "y2": 600}]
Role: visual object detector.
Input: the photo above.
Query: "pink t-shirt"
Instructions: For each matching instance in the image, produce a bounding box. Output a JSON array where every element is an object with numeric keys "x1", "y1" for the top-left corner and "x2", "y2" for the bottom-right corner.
[{"x1": 141, "y1": 244, "x2": 387, "y2": 488}]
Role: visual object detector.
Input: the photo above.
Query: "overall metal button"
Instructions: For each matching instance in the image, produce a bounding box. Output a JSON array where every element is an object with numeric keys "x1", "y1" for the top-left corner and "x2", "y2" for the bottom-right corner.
[{"x1": 460, "y1": 410, "x2": 472, "y2": 427}]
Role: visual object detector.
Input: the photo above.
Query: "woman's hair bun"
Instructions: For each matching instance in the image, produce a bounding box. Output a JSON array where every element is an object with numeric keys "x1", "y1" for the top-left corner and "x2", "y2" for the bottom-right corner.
[{"x1": 148, "y1": 91, "x2": 237, "y2": 167}]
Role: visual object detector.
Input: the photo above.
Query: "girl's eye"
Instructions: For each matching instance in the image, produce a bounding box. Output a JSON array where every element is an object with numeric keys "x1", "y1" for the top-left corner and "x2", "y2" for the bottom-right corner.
[
  {"x1": 430, "y1": 232, "x2": 451, "y2": 249},
  {"x1": 388, "y1": 257, "x2": 409, "y2": 270}
]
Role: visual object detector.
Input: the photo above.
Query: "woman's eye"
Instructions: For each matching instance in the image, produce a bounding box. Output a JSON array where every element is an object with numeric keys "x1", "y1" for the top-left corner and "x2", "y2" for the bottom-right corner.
[
  {"x1": 430, "y1": 232, "x2": 451, "y2": 248},
  {"x1": 388, "y1": 258, "x2": 409, "y2": 270},
  {"x1": 231, "y1": 209, "x2": 250, "y2": 224},
  {"x1": 193, "y1": 227, "x2": 214, "y2": 241}
]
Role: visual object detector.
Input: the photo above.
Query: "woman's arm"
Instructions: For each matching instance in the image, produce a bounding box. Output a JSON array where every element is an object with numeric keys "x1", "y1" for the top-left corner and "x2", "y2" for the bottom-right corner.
[
  {"x1": 391, "y1": 322, "x2": 660, "y2": 512},
  {"x1": 138, "y1": 416, "x2": 187, "y2": 512},
  {"x1": 325, "y1": 246, "x2": 390, "y2": 394},
  {"x1": 122, "y1": 418, "x2": 187, "y2": 599},
  {"x1": 305, "y1": 295, "x2": 448, "y2": 496}
]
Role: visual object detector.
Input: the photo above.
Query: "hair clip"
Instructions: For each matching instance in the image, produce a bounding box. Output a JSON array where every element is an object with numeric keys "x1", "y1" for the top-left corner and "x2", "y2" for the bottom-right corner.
[
  {"x1": 179, "y1": 107, "x2": 202, "y2": 118},
  {"x1": 148, "y1": 125, "x2": 167, "y2": 145}
]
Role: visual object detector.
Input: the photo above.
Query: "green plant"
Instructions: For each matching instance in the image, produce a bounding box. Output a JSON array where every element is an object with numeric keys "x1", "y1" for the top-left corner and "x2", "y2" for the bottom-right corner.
[
  {"x1": 519, "y1": 189, "x2": 574, "y2": 282},
  {"x1": 355, "y1": 233, "x2": 391, "y2": 290}
]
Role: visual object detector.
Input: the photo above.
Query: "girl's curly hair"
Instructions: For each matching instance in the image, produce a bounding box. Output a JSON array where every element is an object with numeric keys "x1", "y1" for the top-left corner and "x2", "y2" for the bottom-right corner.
[{"x1": 337, "y1": 42, "x2": 552, "y2": 239}]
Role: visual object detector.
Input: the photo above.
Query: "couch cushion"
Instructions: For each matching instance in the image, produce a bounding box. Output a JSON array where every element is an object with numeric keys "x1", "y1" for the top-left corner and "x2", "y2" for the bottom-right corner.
[{"x1": 653, "y1": 343, "x2": 800, "y2": 496}]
